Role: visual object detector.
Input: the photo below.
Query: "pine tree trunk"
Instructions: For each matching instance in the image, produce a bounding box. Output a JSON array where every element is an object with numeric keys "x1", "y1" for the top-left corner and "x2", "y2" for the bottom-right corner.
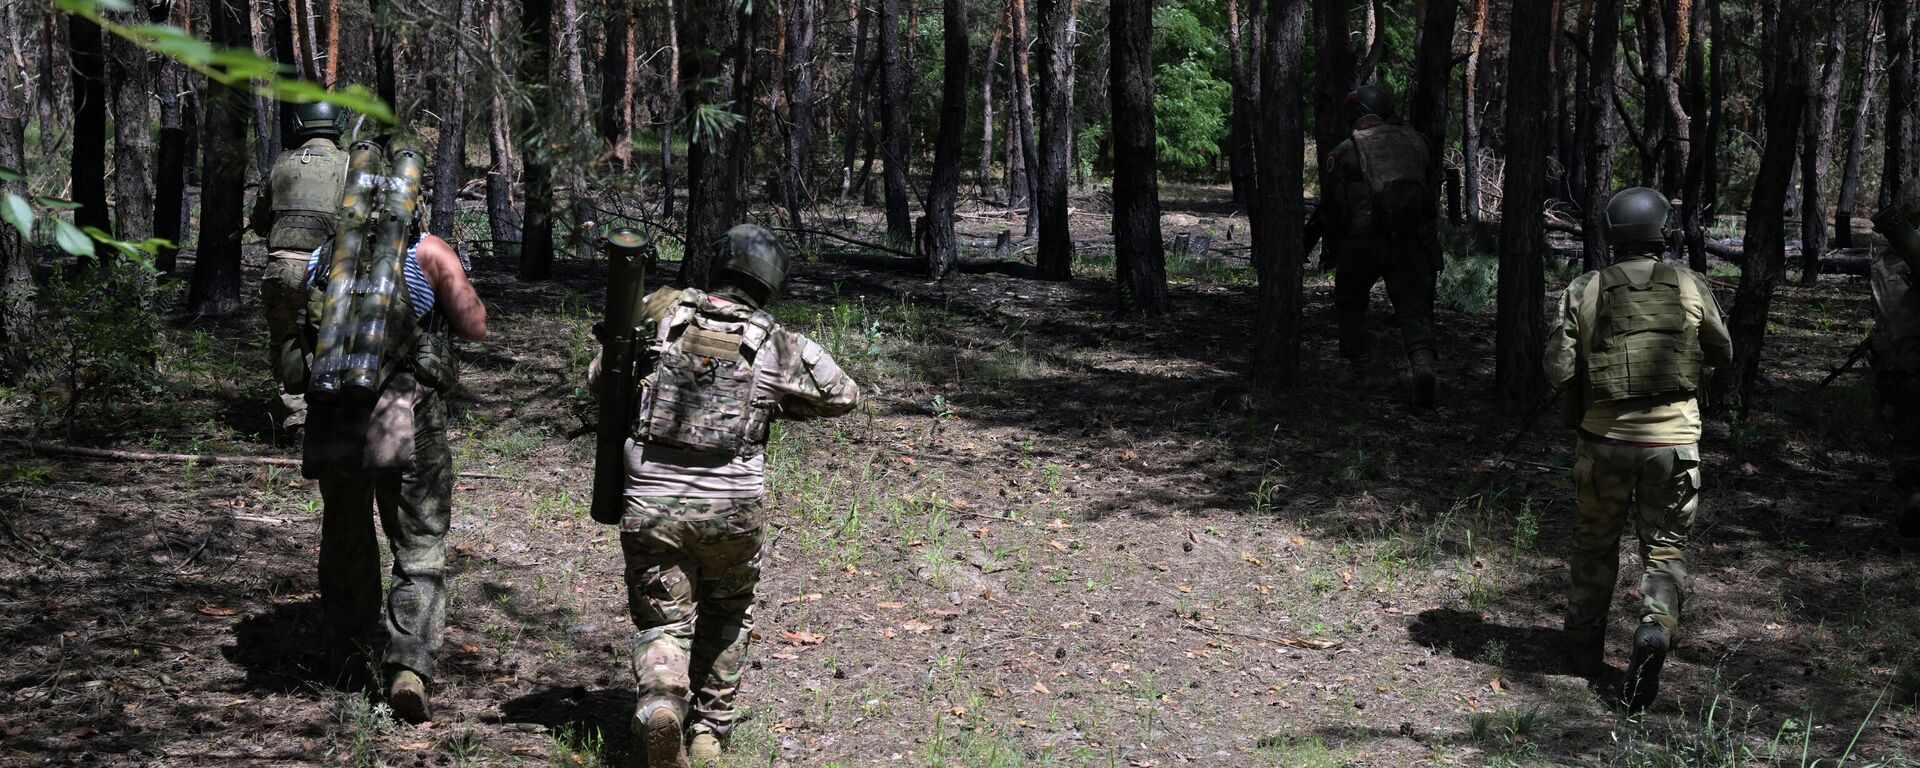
[
  {"x1": 661, "y1": 0, "x2": 679, "y2": 216},
  {"x1": 1409, "y1": 0, "x2": 1457, "y2": 274},
  {"x1": 35, "y1": 7, "x2": 61, "y2": 160},
  {"x1": 432, "y1": 0, "x2": 473, "y2": 238},
  {"x1": 677, "y1": 0, "x2": 743, "y2": 288},
  {"x1": 153, "y1": 55, "x2": 187, "y2": 274},
  {"x1": 1461, "y1": 0, "x2": 1487, "y2": 223},
  {"x1": 1702, "y1": 0, "x2": 1721, "y2": 216},
  {"x1": 1311, "y1": 0, "x2": 1352, "y2": 271},
  {"x1": 1009, "y1": 0, "x2": 1039, "y2": 223},
  {"x1": 1679, "y1": 0, "x2": 1709, "y2": 271},
  {"x1": 1250, "y1": 0, "x2": 1306, "y2": 387},
  {"x1": 249, "y1": 0, "x2": 277, "y2": 175},
  {"x1": 1110, "y1": 0, "x2": 1166, "y2": 315},
  {"x1": 1032, "y1": 0, "x2": 1074, "y2": 280},
  {"x1": 840, "y1": 1, "x2": 870, "y2": 199},
  {"x1": 1883, "y1": 0, "x2": 1913, "y2": 207},
  {"x1": 878, "y1": 0, "x2": 913, "y2": 244},
  {"x1": 599, "y1": 1, "x2": 633, "y2": 167},
  {"x1": 784, "y1": 0, "x2": 816, "y2": 204},
  {"x1": 1834, "y1": 9, "x2": 1881, "y2": 251},
  {"x1": 1580, "y1": 0, "x2": 1622, "y2": 272},
  {"x1": 1798, "y1": 0, "x2": 1847, "y2": 284},
  {"x1": 1711, "y1": 0, "x2": 1809, "y2": 416},
  {"x1": 0, "y1": 24, "x2": 32, "y2": 380},
  {"x1": 190, "y1": 0, "x2": 253, "y2": 316},
  {"x1": 518, "y1": 0, "x2": 555, "y2": 279},
  {"x1": 1497, "y1": 0, "x2": 1553, "y2": 413},
  {"x1": 977, "y1": 12, "x2": 1003, "y2": 199},
  {"x1": 68, "y1": 15, "x2": 109, "y2": 263},
  {"x1": 108, "y1": 12, "x2": 153, "y2": 248},
  {"x1": 922, "y1": 0, "x2": 969, "y2": 279},
  {"x1": 1226, "y1": 0, "x2": 1255, "y2": 209}
]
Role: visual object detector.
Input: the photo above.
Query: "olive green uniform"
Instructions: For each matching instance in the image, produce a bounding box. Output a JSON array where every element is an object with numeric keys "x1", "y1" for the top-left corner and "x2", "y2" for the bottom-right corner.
[
  {"x1": 1870, "y1": 212, "x2": 1920, "y2": 499},
  {"x1": 1325, "y1": 114, "x2": 1440, "y2": 361},
  {"x1": 1545, "y1": 254, "x2": 1732, "y2": 645},
  {"x1": 598, "y1": 287, "x2": 860, "y2": 743},
  {"x1": 251, "y1": 136, "x2": 349, "y2": 429}
]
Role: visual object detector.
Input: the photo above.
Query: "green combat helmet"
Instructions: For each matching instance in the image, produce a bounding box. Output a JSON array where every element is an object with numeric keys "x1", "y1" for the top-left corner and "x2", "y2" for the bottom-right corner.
[
  {"x1": 291, "y1": 101, "x2": 343, "y2": 143},
  {"x1": 714, "y1": 224, "x2": 790, "y2": 306},
  {"x1": 1605, "y1": 187, "x2": 1672, "y2": 250},
  {"x1": 1346, "y1": 84, "x2": 1396, "y2": 123}
]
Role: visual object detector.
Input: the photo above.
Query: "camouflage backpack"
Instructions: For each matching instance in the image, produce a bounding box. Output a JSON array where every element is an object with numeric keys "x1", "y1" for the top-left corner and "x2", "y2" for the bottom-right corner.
[
  {"x1": 637, "y1": 288, "x2": 777, "y2": 458},
  {"x1": 1347, "y1": 121, "x2": 1432, "y2": 234}
]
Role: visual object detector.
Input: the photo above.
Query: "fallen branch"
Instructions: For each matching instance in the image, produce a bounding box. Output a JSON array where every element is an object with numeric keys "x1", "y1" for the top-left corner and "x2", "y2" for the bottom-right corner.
[
  {"x1": 773, "y1": 227, "x2": 917, "y2": 259},
  {"x1": 4, "y1": 440, "x2": 513, "y2": 480}
]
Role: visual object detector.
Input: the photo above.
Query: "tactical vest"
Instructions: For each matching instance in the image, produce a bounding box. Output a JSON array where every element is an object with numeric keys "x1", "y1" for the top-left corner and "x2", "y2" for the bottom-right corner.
[
  {"x1": 637, "y1": 289, "x2": 776, "y2": 458},
  {"x1": 1343, "y1": 120, "x2": 1431, "y2": 235},
  {"x1": 1586, "y1": 262, "x2": 1704, "y2": 403},
  {"x1": 268, "y1": 142, "x2": 350, "y2": 253},
  {"x1": 1871, "y1": 253, "x2": 1920, "y2": 371}
]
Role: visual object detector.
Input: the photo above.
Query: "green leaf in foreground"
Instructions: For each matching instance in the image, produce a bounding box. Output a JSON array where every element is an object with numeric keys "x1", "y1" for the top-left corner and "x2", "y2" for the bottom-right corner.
[{"x1": 1, "y1": 193, "x2": 31, "y2": 240}]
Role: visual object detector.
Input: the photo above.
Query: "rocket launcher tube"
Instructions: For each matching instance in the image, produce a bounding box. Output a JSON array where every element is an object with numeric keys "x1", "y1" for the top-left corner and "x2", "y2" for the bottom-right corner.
[
  {"x1": 341, "y1": 143, "x2": 427, "y2": 400},
  {"x1": 591, "y1": 228, "x2": 652, "y2": 524},
  {"x1": 308, "y1": 141, "x2": 386, "y2": 402}
]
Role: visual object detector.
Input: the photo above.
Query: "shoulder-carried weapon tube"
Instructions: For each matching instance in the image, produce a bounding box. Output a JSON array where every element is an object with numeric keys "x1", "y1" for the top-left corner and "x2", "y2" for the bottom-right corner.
[
  {"x1": 592, "y1": 228, "x2": 652, "y2": 525},
  {"x1": 308, "y1": 140, "x2": 386, "y2": 402},
  {"x1": 341, "y1": 142, "x2": 426, "y2": 399}
]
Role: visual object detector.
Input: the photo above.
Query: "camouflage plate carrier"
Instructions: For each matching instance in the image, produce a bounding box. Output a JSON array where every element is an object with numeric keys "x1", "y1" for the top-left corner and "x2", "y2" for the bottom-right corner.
[
  {"x1": 1587, "y1": 261, "x2": 1704, "y2": 403},
  {"x1": 1344, "y1": 120, "x2": 1431, "y2": 235},
  {"x1": 638, "y1": 288, "x2": 777, "y2": 458},
  {"x1": 267, "y1": 143, "x2": 350, "y2": 254}
]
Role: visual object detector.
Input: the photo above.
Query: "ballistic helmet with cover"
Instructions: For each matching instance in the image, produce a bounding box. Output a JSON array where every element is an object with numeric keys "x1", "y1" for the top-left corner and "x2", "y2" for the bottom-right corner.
[
  {"x1": 1346, "y1": 85, "x2": 1396, "y2": 123},
  {"x1": 291, "y1": 101, "x2": 343, "y2": 143},
  {"x1": 713, "y1": 224, "x2": 790, "y2": 305},
  {"x1": 1605, "y1": 187, "x2": 1671, "y2": 250}
]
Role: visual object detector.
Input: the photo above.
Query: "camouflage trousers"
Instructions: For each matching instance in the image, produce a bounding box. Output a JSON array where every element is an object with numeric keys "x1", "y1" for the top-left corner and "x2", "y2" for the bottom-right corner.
[
  {"x1": 622, "y1": 496, "x2": 766, "y2": 741},
  {"x1": 1874, "y1": 369, "x2": 1920, "y2": 489},
  {"x1": 1565, "y1": 438, "x2": 1700, "y2": 645},
  {"x1": 261, "y1": 252, "x2": 311, "y2": 429},
  {"x1": 1333, "y1": 235, "x2": 1438, "y2": 360},
  {"x1": 315, "y1": 389, "x2": 453, "y2": 679}
]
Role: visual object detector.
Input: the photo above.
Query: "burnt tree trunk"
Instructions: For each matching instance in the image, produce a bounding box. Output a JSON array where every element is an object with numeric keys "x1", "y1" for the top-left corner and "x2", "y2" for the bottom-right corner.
[
  {"x1": 1409, "y1": 0, "x2": 1457, "y2": 273},
  {"x1": 432, "y1": 0, "x2": 473, "y2": 238},
  {"x1": 518, "y1": 0, "x2": 555, "y2": 279},
  {"x1": 677, "y1": 0, "x2": 743, "y2": 287},
  {"x1": 1497, "y1": 0, "x2": 1553, "y2": 413},
  {"x1": 1883, "y1": 0, "x2": 1914, "y2": 207},
  {"x1": 1678, "y1": 0, "x2": 1709, "y2": 270},
  {"x1": 190, "y1": 0, "x2": 253, "y2": 316},
  {"x1": 1701, "y1": 0, "x2": 1722, "y2": 218},
  {"x1": 68, "y1": 15, "x2": 108, "y2": 262},
  {"x1": 784, "y1": 0, "x2": 816, "y2": 205},
  {"x1": 877, "y1": 0, "x2": 913, "y2": 243},
  {"x1": 1009, "y1": 0, "x2": 1039, "y2": 222},
  {"x1": 1834, "y1": 9, "x2": 1882, "y2": 250},
  {"x1": 153, "y1": 51, "x2": 187, "y2": 274},
  {"x1": 1033, "y1": 0, "x2": 1074, "y2": 280},
  {"x1": 1251, "y1": 0, "x2": 1306, "y2": 387},
  {"x1": 1110, "y1": 0, "x2": 1166, "y2": 315},
  {"x1": 1311, "y1": 0, "x2": 1352, "y2": 271},
  {"x1": 109, "y1": 12, "x2": 153, "y2": 248},
  {"x1": 1580, "y1": 0, "x2": 1622, "y2": 271},
  {"x1": 978, "y1": 11, "x2": 1003, "y2": 199},
  {"x1": 922, "y1": 0, "x2": 969, "y2": 279},
  {"x1": 598, "y1": 1, "x2": 634, "y2": 167},
  {"x1": 1711, "y1": 0, "x2": 1809, "y2": 416},
  {"x1": 1461, "y1": 0, "x2": 1487, "y2": 223},
  {"x1": 0, "y1": 32, "x2": 32, "y2": 380},
  {"x1": 1226, "y1": 0, "x2": 1256, "y2": 209},
  {"x1": 1798, "y1": 0, "x2": 1847, "y2": 284},
  {"x1": 840, "y1": 2, "x2": 871, "y2": 199}
]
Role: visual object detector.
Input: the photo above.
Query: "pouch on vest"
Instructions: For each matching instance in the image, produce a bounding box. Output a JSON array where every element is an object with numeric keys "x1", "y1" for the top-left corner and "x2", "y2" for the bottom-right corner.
[
  {"x1": 268, "y1": 144, "x2": 350, "y2": 254},
  {"x1": 636, "y1": 290, "x2": 775, "y2": 458},
  {"x1": 1586, "y1": 263, "x2": 1704, "y2": 403},
  {"x1": 1350, "y1": 123, "x2": 1432, "y2": 234}
]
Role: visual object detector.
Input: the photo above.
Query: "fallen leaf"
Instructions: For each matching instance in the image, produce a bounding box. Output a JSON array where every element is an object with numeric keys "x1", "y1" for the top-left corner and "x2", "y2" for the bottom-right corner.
[
  {"x1": 1280, "y1": 636, "x2": 1342, "y2": 651},
  {"x1": 1048, "y1": 540, "x2": 1069, "y2": 552},
  {"x1": 948, "y1": 706, "x2": 967, "y2": 716},
  {"x1": 196, "y1": 604, "x2": 238, "y2": 617},
  {"x1": 1032, "y1": 681, "x2": 1052, "y2": 695},
  {"x1": 771, "y1": 721, "x2": 799, "y2": 732},
  {"x1": 459, "y1": 643, "x2": 481, "y2": 655},
  {"x1": 1177, "y1": 585, "x2": 1192, "y2": 593},
  {"x1": 4, "y1": 724, "x2": 25, "y2": 737},
  {"x1": 780, "y1": 630, "x2": 825, "y2": 646},
  {"x1": 1046, "y1": 519, "x2": 1071, "y2": 530},
  {"x1": 396, "y1": 741, "x2": 432, "y2": 751},
  {"x1": 1489, "y1": 678, "x2": 1505, "y2": 693},
  {"x1": 779, "y1": 593, "x2": 824, "y2": 606},
  {"x1": 1241, "y1": 552, "x2": 1267, "y2": 568},
  {"x1": 1119, "y1": 449, "x2": 1138, "y2": 461},
  {"x1": 900, "y1": 620, "x2": 935, "y2": 634},
  {"x1": 876, "y1": 602, "x2": 906, "y2": 610},
  {"x1": 899, "y1": 455, "x2": 917, "y2": 466},
  {"x1": 769, "y1": 652, "x2": 798, "y2": 660}
]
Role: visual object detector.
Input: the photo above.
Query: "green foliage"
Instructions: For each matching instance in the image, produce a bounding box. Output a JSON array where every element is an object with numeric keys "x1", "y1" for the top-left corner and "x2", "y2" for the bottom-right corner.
[
  {"x1": 1437, "y1": 251, "x2": 1499, "y2": 314},
  {"x1": 30, "y1": 256, "x2": 166, "y2": 418},
  {"x1": 1152, "y1": 2, "x2": 1232, "y2": 178}
]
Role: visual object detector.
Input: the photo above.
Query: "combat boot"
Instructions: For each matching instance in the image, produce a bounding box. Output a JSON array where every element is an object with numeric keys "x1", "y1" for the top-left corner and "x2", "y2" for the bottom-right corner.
[
  {"x1": 688, "y1": 732, "x2": 722, "y2": 765},
  {"x1": 635, "y1": 698, "x2": 689, "y2": 768},
  {"x1": 1899, "y1": 491, "x2": 1920, "y2": 539},
  {"x1": 387, "y1": 668, "x2": 431, "y2": 724},
  {"x1": 1622, "y1": 622, "x2": 1669, "y2": 713},
  {"x1": 1409, "y1": 349, "x2": 1437, "y2": 409}
]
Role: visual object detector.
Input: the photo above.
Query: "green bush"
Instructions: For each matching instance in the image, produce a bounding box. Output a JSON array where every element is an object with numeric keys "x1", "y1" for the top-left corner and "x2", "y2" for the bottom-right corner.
[
  {"x1": 31, "y1": 256, "x2": 165, "y2": 419},
  {"x1": 1437, "y1": 252, "x2": 1498, "y2": 315}
]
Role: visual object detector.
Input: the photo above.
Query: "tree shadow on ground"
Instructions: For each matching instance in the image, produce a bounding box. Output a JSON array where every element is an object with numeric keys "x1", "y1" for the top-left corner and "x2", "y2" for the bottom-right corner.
[
  {"x1": 1407, "y1": 607, "x2": 1581, "y2": 679},
  {"x1": 494, "y1": 685, "x2": 640, "y2": 764},
  {"x1": 222, "y1": 599, "x2": 377, "y2": 696}
]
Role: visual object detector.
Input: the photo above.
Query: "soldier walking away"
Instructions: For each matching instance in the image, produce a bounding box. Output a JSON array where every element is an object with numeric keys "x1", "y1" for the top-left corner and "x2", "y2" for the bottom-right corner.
[
  {"x1": 1322, "y1": 84, "x2": 1442, "y2": 408},
  {"x1": 297, "y1": 137, "x2": 488, "y2": 724},
  {"x1": 590, "y1": 224, "x2": 860, "y2": 767},
  {"x1": 1869, "y1": 177, "x2": 1920, "y2": 539},
  {"x1": 250, "y1": 102, "x2": 349, "y2": 434},
  {"x1": 1544, "y1": 188, "x2": 1732, "y2": 713}
]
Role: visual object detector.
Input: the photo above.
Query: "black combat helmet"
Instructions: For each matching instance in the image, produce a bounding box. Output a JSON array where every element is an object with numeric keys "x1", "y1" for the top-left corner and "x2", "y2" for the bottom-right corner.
[
  {"x1": 1605, "y1": 187, "x2": 1672, "y2": 249},
  {"x1": 714, "y1": 224, "x2": 790, "y2": 306},
  {"x1": 291, "y1": 101, "x2": 343, "y2": 142},
  {"x1": 1346, "y1": 84, "x2": 1396, "y2": 123}
]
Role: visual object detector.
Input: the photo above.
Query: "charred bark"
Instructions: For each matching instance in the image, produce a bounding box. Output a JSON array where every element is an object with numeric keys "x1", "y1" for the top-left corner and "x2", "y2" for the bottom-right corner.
[
  {"x1": 1883, "y1": 0, "x2": 1914, "y2": 206},
  {"x1": 1797, "y1": 0, "x2": 1847, "y2": 284},
  {"x1": 1032, "y1": 0, "x2": 1074, "y2": 280},
  {"x1": 109, "y1": 12, "x2": 153, "y2": 248},
  {"x1": 189, "y1": 0, "x2": 253, "y2": 316},
  {"x1": 1579, "y1": 0, "x2": 1622, "y2": 271},
  {"x1": 1110, "y1": 0, "x2": 1166, "y2": 315},
  {"x1": 1311, "y1": 0, "x2": 1353, "y2": 271},
  {"x1": 1497, "y1": 0, "x2": 1553, "y2": 412},
  {"x1": 877, "y1": 0, "x2": 913, "y2": 243},
  {"x1": 922, "y1": 0, "x2": 969, "y2": 279},
  {"x1": 1834, "y1": 9, "x2": 1882, "y2": 250},
  {"x1": 676, "y1": 0, "x2": 743, "y2": 287},
  {"x1": 68, "y1": 15, "x2": 108, "y2": 262},
  {"x1": 518, "y1": 0, "x2": 555, "y2": 279},
  {"x1": 1250, "y1": 0, "x2": 1306, "y2": 387}
]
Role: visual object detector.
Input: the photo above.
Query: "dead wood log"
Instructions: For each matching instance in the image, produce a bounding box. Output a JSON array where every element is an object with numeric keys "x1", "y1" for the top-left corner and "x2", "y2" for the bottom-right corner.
[{"x1": 3, "y1": 440, "x2": 512, "y2": 479}]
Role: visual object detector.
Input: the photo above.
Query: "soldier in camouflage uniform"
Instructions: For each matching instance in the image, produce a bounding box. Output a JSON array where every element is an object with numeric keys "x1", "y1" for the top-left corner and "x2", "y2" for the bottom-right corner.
[
  {"x1": 591, "y1": 225, "x2": 860, "y2": 767},
  {"x1": 250, "y1": 102, "x2": 349, "y2": 432},
  {"x1": 1323, "y1": 84, "x2": 1442, "y2": 407},
  {"x1": 1544, "y1": 188, "x2": 1732, "y2": 712},
  {"x1": 300, "y1": 148, "x2": 489, "y2": 723},
  {"x1": 1870, "y1": 177, "x2": 1920, "y2": 538}
]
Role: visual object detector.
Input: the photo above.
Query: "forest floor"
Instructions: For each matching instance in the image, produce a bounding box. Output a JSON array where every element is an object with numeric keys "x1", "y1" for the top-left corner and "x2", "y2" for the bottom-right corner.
[{"x1": 3, "y1": 185, "x2": 1919, "y2": 767}]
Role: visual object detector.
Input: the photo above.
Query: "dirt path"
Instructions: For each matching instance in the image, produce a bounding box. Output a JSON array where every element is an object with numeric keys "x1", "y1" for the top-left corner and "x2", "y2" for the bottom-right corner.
[{"x1": 3, "y1": 198, "x2": 1918, "y2": 767}]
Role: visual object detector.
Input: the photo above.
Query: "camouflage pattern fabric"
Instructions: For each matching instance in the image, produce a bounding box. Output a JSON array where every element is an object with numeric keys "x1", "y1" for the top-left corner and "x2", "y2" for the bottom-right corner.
[
  {"x1": 315, "y1": 385, "x2": 453, "y2": 678},
  {"x1": 1875, "y1": 370, "x2": 1920, "y2": 489},
  {"x1": 1565, "y1": 439, "x2": 1699, "y2": 645},
  {"x1": 622, "y1": 496, "x2": 766, "y2": 740},
  {"x1": 1334, "y1": 233, "x2": 1438, "y2": 360},
  {"x1": 262, "y1": 251, "x2": 314, "y2": 429}
]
